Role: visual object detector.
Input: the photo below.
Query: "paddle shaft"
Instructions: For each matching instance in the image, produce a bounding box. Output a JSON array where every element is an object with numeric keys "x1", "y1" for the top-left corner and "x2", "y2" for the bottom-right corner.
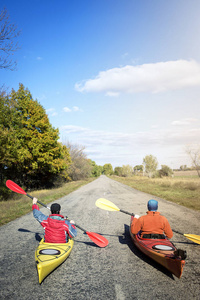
[
  {"x1": 120, "y1": 209, "x2": 134, "y2": 216},
  {"x1": 173, "y1": 229, "x2": 184, "y2": 235},
  {"x1": 26, "y1": 193, "x2": 50, "y2": 209},
  {"x1": 74, "y1": 223, "x2": 87, "y2": 233}
]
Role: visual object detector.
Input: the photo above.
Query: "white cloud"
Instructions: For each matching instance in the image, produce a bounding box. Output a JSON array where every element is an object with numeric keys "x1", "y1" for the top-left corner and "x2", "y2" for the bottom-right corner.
[
  {"x1": 46, "y1": 108, "x2": 58, "y2": 117},
  {"x1": 60, "y1": 123, "x2": 200, "y2": 168},
  {"x1": 73, "y1": 106, "x2": 80, "y2": 111},
  {"x1": 61, "y1": 125, "x2": 88, "y2": 133},
  {"x1": 63, "y1": 107, "x2": 72, "y2": 112},
  {"x1": 51, "y1": 112, "x2": 58, "y2": 116},
  {"x1": 46, "y1": 108, "x2": 54, "y2": 112},
  {"x1": 36, "y1": 56, "x2": 43, "y2": 60},
  {"x1": 106, "y1": 91, "x2": 119, "y2": 97},
  {"x1": 171, "y1": 118, "x2": 198, "y2": 126},
  {"x1": 60, "y1": 124, "x2": 200, "y2": 148},
  {"x1": 75, "y1": 60, "x2": 200, "y2": 95},
  {"x1": 63, "y1": 106, "x2": 81, "y2": 112}
]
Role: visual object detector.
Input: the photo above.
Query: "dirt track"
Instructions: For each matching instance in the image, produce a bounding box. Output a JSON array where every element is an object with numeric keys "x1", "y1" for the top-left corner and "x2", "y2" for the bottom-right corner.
[{"x1": 0, "y1": 175, "x2": 199, "y2": 299}]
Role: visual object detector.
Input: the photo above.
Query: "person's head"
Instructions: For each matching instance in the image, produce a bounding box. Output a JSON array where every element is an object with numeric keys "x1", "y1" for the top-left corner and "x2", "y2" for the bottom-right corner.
[
  {"x1": 147, "y1": 199, "x2": 158, "y2": 211},
  {"x1": 51, "y1": 203, "x2": 61, "y2": 214}
]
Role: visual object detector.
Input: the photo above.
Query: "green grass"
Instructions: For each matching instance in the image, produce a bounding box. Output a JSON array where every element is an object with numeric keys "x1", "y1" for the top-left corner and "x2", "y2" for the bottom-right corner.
[
  {"x1": 110, "y1": 175, "x2": 200, "y2": 211},
  {"x1": 0, "y1": 178, "x2": 95, "y2": 226}
]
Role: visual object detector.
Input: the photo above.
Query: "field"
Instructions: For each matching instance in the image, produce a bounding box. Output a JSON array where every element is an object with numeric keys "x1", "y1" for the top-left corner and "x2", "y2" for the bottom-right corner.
[
  {"x1": 173, "y1": 170, "x2": 198, "y2": 177},
  {"x1": 110, "y1": 171, "x2": 200, "y2": 211}
]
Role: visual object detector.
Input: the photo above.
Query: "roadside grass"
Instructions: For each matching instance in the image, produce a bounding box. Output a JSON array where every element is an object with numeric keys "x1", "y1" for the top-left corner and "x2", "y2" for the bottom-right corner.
[
  {"x1": 0, "y1": 178, "x2": 95, "y2": 226},
  {"x1": 110, "y1": 175, "x2": 200, "y2": 211}
]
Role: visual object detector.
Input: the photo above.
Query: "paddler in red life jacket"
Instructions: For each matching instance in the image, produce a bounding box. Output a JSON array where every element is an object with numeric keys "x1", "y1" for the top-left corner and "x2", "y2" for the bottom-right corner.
[
  {"x1": 32, "y1": 197, "x2": 77, "y2": 243},
  {"x1": 131, "y1": 199, "x2": 173, "y2": 239}
]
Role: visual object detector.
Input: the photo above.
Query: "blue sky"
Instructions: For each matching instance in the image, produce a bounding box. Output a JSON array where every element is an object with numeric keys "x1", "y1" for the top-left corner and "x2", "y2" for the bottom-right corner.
[{"x1": 1, "y1": 0, "x2": 200, "y2": 169}]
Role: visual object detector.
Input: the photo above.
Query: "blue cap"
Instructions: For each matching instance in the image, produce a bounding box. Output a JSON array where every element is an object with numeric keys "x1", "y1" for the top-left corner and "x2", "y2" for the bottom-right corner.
[{"x1": 147, "y1": 199, "x2": 158, "y2": 211}]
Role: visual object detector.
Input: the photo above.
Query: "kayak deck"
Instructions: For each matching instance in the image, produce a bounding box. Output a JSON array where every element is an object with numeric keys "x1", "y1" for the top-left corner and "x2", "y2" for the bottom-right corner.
[
  {"x1": 35, "y1": 238, "x2": 74, "y2": 284},
  {"x1": 130, "y1": 216, "x2": 186, "y2": 278}
]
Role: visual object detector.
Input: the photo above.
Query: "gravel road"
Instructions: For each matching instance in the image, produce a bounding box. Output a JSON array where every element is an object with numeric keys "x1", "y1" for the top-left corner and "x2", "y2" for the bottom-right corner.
[{"x1": 0, "y1": 175, "x2": 199, "y2": 300}]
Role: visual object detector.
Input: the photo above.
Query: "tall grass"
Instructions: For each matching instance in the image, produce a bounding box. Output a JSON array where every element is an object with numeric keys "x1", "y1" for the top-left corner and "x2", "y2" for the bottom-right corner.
[{"x1": 111, "y1": 175, "x2": 200, "y2": 211}]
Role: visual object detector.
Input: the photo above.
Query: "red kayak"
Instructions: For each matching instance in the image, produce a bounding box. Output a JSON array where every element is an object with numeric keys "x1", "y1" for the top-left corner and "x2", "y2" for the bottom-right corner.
[{"x1": 129, "y1": 216, "x2": 186, "y2": 278}]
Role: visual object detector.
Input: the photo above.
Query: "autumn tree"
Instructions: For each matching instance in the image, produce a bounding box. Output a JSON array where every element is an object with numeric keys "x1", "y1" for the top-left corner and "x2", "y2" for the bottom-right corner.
[
  {"x1": 143, "y1": 154, "x2": 158, "y2": 178},
  {"x1": 0, "y1": 84, "x2": 71, "y2": 190},
  {"x1": 0, "y1": 8, "x2": 20, "y2": 70},
  {"x1": 0, "y1": 90, "x2": 22, "y2": 185}
]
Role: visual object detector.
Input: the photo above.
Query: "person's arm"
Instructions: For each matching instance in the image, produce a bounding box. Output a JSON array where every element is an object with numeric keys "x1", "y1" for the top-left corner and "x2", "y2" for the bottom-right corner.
[
  {"x1": 163, "y1": 217, "x2": 173, "y2": 239},
  {"x1": 64, "y1": 219, "x2": 77, "y2": 238},
  {"x1": 32, "y1": 197, "x2": 48, "y2": 223},
  {"x1": 131, "y1": 216, "x2": 142, "y2": 234}
]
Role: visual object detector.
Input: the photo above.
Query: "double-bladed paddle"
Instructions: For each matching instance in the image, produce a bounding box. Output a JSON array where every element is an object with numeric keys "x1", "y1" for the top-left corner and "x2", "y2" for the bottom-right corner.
[
  {"x1": 95, "y1": 198, "x2": 200, "y2": 245},
  {"x1": 6, "y1": 180, "x2": 108, "y2": 248},
  {"x1": 6, "y1": 180, "x2": 51, "y2": 209}
]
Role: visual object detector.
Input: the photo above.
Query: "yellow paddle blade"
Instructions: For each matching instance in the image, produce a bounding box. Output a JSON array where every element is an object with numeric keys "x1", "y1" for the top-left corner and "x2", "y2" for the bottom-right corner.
[
  {"x1": 184, "y1": 234, "x2": 200, "y2": 244},
  {"x1": 95, "y1": 198, "x2": 120, "y2": 212}
]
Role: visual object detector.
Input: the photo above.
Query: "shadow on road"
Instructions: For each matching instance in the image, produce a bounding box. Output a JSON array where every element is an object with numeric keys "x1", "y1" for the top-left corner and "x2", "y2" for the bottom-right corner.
[
  {"x1": 18, "y1": 228, "x2": 42, "y2": 242},
  {"x1": 74, "y1": 239, "x2": 102, "y2": 248},
  {"x1": 118, "y1": 224, "x2": 175, "y2": 280}
]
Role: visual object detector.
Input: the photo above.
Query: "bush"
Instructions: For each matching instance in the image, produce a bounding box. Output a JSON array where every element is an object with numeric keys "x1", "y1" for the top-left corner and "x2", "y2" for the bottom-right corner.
[
  {"x1": 158, "y1": 165, "x2": 173, "y2": 177},
  {"x1": 0, "y1": 182, "x2": 11, "y2": 201}
]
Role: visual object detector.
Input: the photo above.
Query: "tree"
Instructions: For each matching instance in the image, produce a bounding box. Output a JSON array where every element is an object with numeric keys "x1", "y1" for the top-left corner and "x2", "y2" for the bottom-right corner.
[
  {"x1": 0, "y1": 89, "x2": 24, "y2": 183},
  {"x1": 0, "y1": 8, "x2": 20, "y2": 70},
  {"x1": 114, "y1": 166, "x2": 123, "y2": 176},
  {"x1": 158, "y1": 165, "x2": 173, "y2": 177},
  {"x1": 180, "y1": 165, "x2": 187, "y2": 171},
  {"x1": 186, "y1": 145, "x2": 200, "y2": 177},
  {"x1": 89, "y1": 160, "x2": 103, "y2": 177},
  {"x1": 134, "y1": 165, "x2": 143, "y2": 173},
  {"x1": 103, "y1": 163, "x2": 113, "y2": 175},
  {"x1": 65, "y1": 142, "x2": 92, "y2": 181},
  {"x1": 143, "y1": 155, "x2": 158, "y2": 178},
  {"x1": 0, "y1": 84, "x2": 71, "y2": 189},
  {"x1": 121, "y1": 165, "x2": 133, "y2": 177}
]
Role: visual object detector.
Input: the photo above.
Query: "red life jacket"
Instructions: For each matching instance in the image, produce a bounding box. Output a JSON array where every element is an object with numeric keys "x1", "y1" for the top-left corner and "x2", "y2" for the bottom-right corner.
[{"x1": 41, "y1": 214, "x2": 70, "y2": 243}]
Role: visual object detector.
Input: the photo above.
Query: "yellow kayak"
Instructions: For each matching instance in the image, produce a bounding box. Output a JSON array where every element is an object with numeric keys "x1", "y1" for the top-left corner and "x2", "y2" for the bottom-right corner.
[{"x1": 35, "y1": 238, "x2": 74, "y2": 284}]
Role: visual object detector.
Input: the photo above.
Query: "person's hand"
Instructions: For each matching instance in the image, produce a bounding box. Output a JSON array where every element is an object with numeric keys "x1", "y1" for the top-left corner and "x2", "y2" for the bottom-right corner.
[
  {"x1": 134, "y1": 214, "x2": 140, "y2": 219},
  {"x1": 33, "y1": 197, "x2": 38, "y2": 205},
  {"x1": 70, "y1": 220, "x2": 75, "y2": 224}
]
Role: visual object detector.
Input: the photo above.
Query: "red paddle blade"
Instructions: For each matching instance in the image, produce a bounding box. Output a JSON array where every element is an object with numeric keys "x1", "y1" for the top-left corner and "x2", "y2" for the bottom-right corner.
[
  {"x1": 6, "y1": 180, "x2": 27, "y2": 195},
  {"x1": 86, "y1": 231, "x2": 109, "y2": 248}
]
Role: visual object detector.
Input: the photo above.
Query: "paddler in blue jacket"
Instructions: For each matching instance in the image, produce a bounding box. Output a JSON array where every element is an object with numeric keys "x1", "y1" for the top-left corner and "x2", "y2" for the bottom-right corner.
[{"x1": 32, "y1": 197, "x2": 77, "y2": 243}]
